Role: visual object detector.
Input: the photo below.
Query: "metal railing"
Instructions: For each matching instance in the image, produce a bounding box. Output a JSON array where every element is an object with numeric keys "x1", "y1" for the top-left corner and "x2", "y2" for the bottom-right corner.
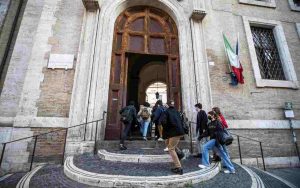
[
  {"x1": 0, "y1": 111, "x2": 106, "y2": 173},
  {"x1": 188, "y1": 121, "x2": 266, "y2": 171},
  {"x1": 231, "y1": 133, "x2": 266, "y2": 171}
]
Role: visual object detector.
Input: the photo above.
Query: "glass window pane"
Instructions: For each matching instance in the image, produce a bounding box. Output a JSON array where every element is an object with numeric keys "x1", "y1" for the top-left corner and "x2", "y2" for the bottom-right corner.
[
  {"x1": 129, "y1": 35, "x2": 144, "y2": 52},
  {"x1": 129, "y1": 18, "x2": 144, "y2": 32},
  {"x1": 149, "y1": 18, "x2": 163, "y2": 33},
  {"x1": 250, "y1": 26, "x2": 286, "y2": 80},
  {"x1": 149, "y1": 37, "x2": 165, "y2": 54}
]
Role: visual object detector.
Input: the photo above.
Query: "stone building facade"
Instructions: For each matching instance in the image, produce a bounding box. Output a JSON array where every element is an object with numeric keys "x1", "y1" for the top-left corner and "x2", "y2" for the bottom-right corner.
[{"x1": 0, "y1": 0, "x2": 299, "y2": 172}]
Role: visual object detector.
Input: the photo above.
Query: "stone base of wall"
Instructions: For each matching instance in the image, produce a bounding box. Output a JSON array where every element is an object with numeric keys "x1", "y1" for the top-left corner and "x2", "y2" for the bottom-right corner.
[
  {"x1": 232, "y1": 156, "x2": 300, "y2": 169},
  {"x1": 0, "y1": 127, "x2": 66, "y2": 174}
]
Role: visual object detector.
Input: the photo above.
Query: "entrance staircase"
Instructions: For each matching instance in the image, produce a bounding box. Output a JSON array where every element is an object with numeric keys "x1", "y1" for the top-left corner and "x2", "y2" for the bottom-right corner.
[{"x1": 1, "y1": 141, "x2": 298, "y2": 187}]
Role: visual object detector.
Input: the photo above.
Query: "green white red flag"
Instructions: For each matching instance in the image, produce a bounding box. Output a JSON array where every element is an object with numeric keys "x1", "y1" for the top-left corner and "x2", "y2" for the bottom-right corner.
[{"x1": 223, "y1": 33, "x2": 244, "y2": 85}]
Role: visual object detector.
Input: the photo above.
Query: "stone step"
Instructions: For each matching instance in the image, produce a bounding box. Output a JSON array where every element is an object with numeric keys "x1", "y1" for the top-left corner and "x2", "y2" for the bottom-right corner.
[
  {"x1": 97, "y1": 149, "x2": 172, "y2": 163},
  {"x1": 64, "y1": 154, "x2": 221, "y2": 187},
  {"x1": 97, "y1": 140, "x2": 194, "y2": 151}
]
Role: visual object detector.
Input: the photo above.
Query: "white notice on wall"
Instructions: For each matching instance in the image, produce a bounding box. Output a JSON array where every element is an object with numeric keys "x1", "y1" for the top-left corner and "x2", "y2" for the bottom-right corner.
[{"x1": 48, "y1": 54, "x2": 74, "y2": 70}]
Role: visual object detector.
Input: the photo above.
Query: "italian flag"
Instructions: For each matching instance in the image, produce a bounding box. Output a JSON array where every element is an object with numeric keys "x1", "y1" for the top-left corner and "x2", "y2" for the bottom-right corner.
[{"x1": 223, "y1": 34, "x2": 244, "y2": 84}]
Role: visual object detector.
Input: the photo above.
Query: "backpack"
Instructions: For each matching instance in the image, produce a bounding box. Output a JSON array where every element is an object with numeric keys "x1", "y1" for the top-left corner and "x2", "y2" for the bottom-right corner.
[
  {"x1": 180, "y1": 112, "x2": 189, "y2": 135},
  {"x1": 141, "y1": 108, "x2": 150, "y2": 120},
  {"x1": 120, "y1": 107, "x2": 132, "y2": 124},
  {"x1": 217, "y1": 128, "x2": 234, "y2": 146}
]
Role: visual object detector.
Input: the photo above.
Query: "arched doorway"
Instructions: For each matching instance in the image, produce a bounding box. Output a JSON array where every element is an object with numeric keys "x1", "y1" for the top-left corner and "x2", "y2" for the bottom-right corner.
[{"x1": 105, "y1": 6, "x2": 181, "y2": 140}]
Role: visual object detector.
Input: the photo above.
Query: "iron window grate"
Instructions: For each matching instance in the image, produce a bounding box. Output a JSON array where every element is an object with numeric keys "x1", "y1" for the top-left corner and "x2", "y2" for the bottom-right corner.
[{"x1": 250, "y1": 26, "x2": 286, "y2": 80}]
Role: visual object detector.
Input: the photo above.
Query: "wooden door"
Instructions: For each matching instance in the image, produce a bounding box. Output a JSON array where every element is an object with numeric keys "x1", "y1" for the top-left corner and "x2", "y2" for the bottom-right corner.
[{"x1": 105, "y1": 6, "x2": 181, "y2": 140}]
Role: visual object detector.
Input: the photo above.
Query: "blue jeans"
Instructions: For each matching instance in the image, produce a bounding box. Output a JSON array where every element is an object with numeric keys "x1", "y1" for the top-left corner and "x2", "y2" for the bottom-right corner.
[
  {"x1": 140, "y1": 120, "x2": 150, "y2": 137},
  {"x1": 221, "y1": 145, "x2": 230, "y2": 167},
  {"x1": 201, "y1": 139, "x2": 235, "y2": 172}
]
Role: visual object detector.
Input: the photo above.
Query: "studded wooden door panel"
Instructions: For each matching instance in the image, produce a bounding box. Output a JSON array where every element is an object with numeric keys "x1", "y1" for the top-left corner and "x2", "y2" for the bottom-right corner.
[{"x1": 105, "y1": 6, "x2": 181, "y2": 140}]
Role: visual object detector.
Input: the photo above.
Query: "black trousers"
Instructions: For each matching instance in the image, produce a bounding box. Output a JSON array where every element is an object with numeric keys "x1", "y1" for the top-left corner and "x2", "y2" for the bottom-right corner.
[{"x1": 120, "y1": 122, "x2": 132, "y2": 145}]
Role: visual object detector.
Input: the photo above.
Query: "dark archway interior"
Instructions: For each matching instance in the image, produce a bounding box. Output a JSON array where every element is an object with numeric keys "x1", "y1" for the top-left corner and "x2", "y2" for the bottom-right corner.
[
  {"x1": 126, "y1": 52, "x2": 167, "y2": 109},
  {"x1": 126, "y1": 53, "x2": 167, "y2": 137}
]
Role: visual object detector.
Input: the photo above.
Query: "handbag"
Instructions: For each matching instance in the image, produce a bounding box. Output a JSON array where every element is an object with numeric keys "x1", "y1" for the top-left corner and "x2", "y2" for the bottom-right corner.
[{"x1": 217, "y1": 128, "x2": 233, "y2": 146}]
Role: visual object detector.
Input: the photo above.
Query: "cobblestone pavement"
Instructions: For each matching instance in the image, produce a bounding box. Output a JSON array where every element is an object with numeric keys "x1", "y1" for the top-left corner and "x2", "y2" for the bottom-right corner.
[
  {"x1": 250, "y1": 167, "x2": 289, "y2": 188},
  {"x1": 268, "y1": 167, "x2": 300, "y2": 188},
  {"x1": 74, "y1": 153, "x2": 202, "y2": 176},
  {"x1": 0, "y1": 172, "x2": 26, "y2": 188},
  {"x1": 29, "y1": 164, "x2": 97, "y2": 188},
  {"x1": 191, "y1": 164, "x2": 252, "y2": 188}
]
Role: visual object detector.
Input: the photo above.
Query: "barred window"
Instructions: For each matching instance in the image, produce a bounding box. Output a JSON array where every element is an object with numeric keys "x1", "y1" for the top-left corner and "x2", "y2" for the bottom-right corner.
[{"x1": 250, "y1": 26, "x2": 286, "y2": 80}]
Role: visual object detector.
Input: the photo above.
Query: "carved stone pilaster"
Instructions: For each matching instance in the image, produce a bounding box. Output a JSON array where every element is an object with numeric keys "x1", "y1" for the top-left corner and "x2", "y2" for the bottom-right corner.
[
  {"x1": 82, "y1": 0, "x2": 99, "y2": 11},
  {"x1": 191, "y1": 0, "x2": 206, "y2": 20}
]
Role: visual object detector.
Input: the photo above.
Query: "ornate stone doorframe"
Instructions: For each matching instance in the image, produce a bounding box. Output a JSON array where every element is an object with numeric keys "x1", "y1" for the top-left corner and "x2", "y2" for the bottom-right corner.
[{"x1": 68, "y1": 0, "x2": 212, "y2": 141}]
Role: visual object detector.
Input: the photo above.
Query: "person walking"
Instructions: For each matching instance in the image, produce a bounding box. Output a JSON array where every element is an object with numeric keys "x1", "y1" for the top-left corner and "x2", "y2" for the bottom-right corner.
[
  {"x1": 137, "y1": 102, "x2": 152, "y2": 141},
  {"x1": 198, "y1": 111, "x2": 236, "y2": 174},
  {"x1": 212, "y1": 107, "x2": 230, "y2": 168},
  {"x1": 194, "y1": 103, "x2": 208, "y2": 158},
  {"x1": 152, "y1": 100, "x2": 165, "y2": 141},
  {"x1": 119, "y1": 101, "x2": 137, "y2": 150},
  {"x1": 162, "y1": 100, "x2": 185, "y2": 175}
]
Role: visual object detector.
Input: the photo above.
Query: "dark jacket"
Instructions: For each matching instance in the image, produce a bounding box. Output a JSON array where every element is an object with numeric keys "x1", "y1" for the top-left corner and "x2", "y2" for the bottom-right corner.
[
  {"x1": 161, "y1": 106, "x2": 185, "y2": 139},
  {"x1": 119, "y1": 105, "x2": 137, "y2": 125},
  {"x1": 200, "y1": 120, "x2": 223, "y2": 140},
  {"x1": 196, "y1": 110, "x2": 208, "y2": 135},
  {"x1": 152, "y1": 106, "x2": 165, "y2": 125}
]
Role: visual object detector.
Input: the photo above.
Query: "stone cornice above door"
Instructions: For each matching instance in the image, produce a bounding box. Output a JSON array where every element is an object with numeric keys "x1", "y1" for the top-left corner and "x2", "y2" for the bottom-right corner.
[
  {"x1": 191, "y1": 0, "x2": 206, "y2": 20},
  {"x1": 82, "y1": 0, "x2": 100, "y2": 11}
]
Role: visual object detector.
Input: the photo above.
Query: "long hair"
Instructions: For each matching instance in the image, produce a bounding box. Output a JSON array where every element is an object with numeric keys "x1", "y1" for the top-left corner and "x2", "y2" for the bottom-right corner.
[{"x1": 207, "y1": 111, "x2": 218, "y2": 120}]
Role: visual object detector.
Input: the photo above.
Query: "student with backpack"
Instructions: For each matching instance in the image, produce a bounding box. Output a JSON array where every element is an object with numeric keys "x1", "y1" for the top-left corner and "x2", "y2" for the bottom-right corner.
[
  {"x1": 161, "y1": 100, "x2": 185, "y2": 175},
  {"x1": 119, "y1": 101, "x2": 137, "y2": 150},
  {"x1": 212, "y1": 107, "x2": 230, "y2": 168},
  {"x1": 152, "y1": 100, "x2": 165, "y2": 141},
  {"x1": 198, "y1": 111, "x2": 235, "y2": 174},
  {"x1": 137, "y1": 102, "x2": 152, "y2": 141}
]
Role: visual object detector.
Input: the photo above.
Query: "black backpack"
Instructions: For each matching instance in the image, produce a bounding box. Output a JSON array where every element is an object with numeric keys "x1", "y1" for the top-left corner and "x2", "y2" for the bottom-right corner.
[
  {"x1": 180, "y1": 112, "x2": 189, "y2": 135},
  {"x1": 120, "y1": 107, "x2": 132, "y2": 124}
]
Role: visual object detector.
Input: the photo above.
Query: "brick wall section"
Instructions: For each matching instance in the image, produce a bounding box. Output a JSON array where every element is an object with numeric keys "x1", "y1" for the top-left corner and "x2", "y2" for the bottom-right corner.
[
  {"x1": 227, "y1": 129, "x2": 300, "y2": 159},
  {"x1": 37, "y1": 69, "x2": 75, "y2": 117},
  {"x1": 204, "y1": 0, "x2": 300, "y2": 120},
  {"x1": 36, "y1": 0, "x2": 84, "y2": 117},
  {"x1": 26, "y1": 128, "x2": 66, "y2": 164}
]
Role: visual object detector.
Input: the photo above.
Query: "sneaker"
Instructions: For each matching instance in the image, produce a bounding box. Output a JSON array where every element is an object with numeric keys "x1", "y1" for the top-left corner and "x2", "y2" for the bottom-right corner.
[
  {"x1": 198, "y1": 164, "x2": 209, "y2": 169},
  {"x1": 143, "y1": 137, "x2": 147, "y2": 141},
  {"x1": 224, "y1": 170, "x2": 235, "y2": 174},
  {"x1": 171, "y1": 167, "x2": 183, "y2": 175},
  {"x1": 158, "y1": 138, "x2": 164, "y2": 141},
  {"x1": 164, "y1": 147, "x2": 169, "y2": 152},
  {"x1": 119, "y1": 145, "x2": 127, "y2": 150}
]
